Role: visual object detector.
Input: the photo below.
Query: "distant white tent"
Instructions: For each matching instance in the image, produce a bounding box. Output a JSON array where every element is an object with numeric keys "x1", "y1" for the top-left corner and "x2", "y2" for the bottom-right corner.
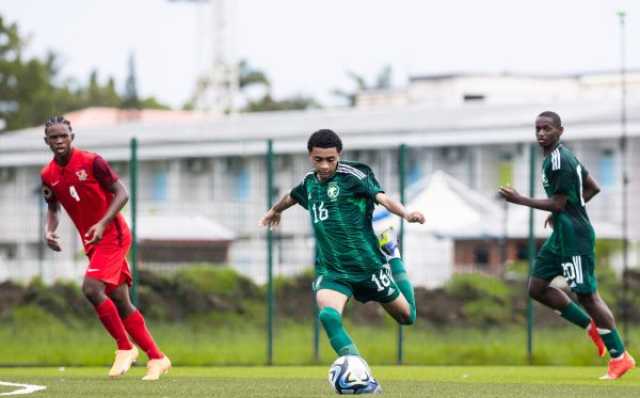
[
  {"x1": 375, "y1": 170, "x2": 621, "y2": 240},
  {"x1": 373, "y1": 170, "x2": 623, "y2": 287}
]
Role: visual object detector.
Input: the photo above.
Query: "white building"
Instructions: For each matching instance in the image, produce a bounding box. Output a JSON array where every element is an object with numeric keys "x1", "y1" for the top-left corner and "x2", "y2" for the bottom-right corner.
[
  {"x1": 357, "y1": 70, "x2": 640, "y2": 108},
  {"x1": 1, "y1": 74, "x2": 639, "y2": 285}
]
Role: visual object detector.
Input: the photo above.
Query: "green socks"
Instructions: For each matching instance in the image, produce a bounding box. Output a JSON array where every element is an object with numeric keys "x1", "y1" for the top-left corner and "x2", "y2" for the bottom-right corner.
[
  {"x1": 559, "y1": 303, "x2": 626, "y2": 358},
  {"x1": 599, "y1": 328, "x2": 626, "y2": 358},
  {"x1": 318, "y1": 307, "x2": 359, "y2": 356},
  {"x1": 559, "y1": 302, "x2": 591, "y2": 329},
  {"x1": 389, "y1": 258, "x2": 416, "y2": 324}
]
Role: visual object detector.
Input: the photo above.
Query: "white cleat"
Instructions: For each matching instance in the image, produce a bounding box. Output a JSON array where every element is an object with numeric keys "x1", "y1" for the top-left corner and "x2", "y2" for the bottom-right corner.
[
  {"x1": 142, "y1": 355, "x2": 172, "y2": 381},
  {"x1": 108, "y1": 346, "x2": 139, "y2": 378}
]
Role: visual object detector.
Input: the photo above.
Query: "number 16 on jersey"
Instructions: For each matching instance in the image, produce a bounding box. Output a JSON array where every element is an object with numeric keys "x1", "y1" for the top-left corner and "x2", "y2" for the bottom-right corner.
[{"x1": 312, "y1": 202, "x2": 328, "y2": 223}]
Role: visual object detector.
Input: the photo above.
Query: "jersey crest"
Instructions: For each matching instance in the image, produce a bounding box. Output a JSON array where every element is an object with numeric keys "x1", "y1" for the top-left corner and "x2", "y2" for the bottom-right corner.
[
  {"x1": 75, "y1": 169, "x2": 88, "y2": 181},
  {"x1": 327, "y1": 182, "x2": 340, "y2": 201}
]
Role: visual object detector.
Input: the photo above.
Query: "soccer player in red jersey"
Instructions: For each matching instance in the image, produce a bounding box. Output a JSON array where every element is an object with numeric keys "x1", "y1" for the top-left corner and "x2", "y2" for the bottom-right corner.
[{"x1": 40, "y1": 116, "x2": 171, "y2": 380}]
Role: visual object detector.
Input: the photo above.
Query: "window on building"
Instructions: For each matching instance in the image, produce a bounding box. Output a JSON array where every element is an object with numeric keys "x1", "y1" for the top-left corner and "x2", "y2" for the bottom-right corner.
[
  {"x1": 407, "y1": 148, "x2": 423, "y2": 185},
  {"x1": 499, "y1": 153, "x2": 513, "y2": 187},
  {"x1": 226, "y1": 157, "x2": 250, "y2": 201},
  {"x1": 151, "y1": 164, "x2": 168, "y2": 202},
  {"x1": 463, "y1": 94, "x2": 485, "y2": 102},
  {"x1": 599, "y1": 149, "x2": 616, "y2": 189},
  {"x1": 474, "y1": 245, "x2": 490, "y2": 268}
]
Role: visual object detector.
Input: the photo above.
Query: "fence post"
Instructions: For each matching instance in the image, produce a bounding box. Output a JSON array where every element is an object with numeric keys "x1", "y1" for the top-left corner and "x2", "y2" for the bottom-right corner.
[
  {"x1": 266, "y1": 139, "x2": 275, "y2": 365},
  {"x1": 527, "y1": 143, "x2": 536, "y2": 364},
  {"x1": 129, "y1": 137, "x2": 139, "y2": 306},
  {"x1": 397, "y1": 143, "x2": 407, "y2": 365}
]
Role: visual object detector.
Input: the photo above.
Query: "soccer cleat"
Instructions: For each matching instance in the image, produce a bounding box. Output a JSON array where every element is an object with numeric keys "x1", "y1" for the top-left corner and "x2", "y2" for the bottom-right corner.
[
  {"x1": 588, "y1": 320, "x2": 607, "y2": 357},
  {"x1": 142, "y1": 355, "x2": 171, "y2": 381},
  {"x1": 108, "y1": 346, "x2": 139, "y2": 378},
  {"x1": 378, "y1": 227, "x2": 398, "y2": 257},
  {"x1": 600, "y1": 351, "x2": 635, "y2": 380}
]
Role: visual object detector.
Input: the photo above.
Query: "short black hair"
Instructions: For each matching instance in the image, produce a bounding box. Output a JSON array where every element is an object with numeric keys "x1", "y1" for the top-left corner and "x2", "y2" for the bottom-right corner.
[
  {"x1": 307, "y1": 129, "x2": 342, "y2": 152},
  {"x1": 537, "y1": 111, "x2": 562, "y2": 128},
  {"x1": 45, "y1": 115, "x2": 72, "y2": 134}
]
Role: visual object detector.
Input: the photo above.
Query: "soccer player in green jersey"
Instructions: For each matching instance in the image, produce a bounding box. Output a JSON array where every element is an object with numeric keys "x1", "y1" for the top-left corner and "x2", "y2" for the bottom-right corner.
[
  {"x1": 499, "y1": 111, "x2": 635, "y2": 380},
  {"x1": 259, "y1": 129, "x2": 425, "y2": 383}
]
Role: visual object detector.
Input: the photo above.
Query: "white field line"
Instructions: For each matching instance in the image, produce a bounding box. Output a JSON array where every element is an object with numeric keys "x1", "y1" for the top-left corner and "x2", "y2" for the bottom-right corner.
[{"x1": 0, "y1": 382, "x2": 46, "y2": 396}]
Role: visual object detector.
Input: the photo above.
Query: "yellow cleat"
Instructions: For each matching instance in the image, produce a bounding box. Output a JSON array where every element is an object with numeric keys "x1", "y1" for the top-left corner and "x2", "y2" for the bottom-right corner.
[
  {"x1": 378, "y1": 227, "x2": 398, "y2": 257},
  {"x1": 142, "y1": 355, "x2": 171, "y2": 381},
  {"x1": 108, "y1": 346, "x2": 139, "y2": 378}
]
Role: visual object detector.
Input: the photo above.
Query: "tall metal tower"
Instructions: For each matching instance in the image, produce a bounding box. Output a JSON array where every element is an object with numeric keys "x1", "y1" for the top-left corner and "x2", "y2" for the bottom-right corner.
[{"x1": 172, "y1": 0, "x2": 238, "y2": 114}]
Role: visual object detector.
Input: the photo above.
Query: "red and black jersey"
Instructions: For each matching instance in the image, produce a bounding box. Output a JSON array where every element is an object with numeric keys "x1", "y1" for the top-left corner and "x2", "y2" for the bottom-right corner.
[{"x1": 41, "y1": 148, "x2": 129, "y2": 254}]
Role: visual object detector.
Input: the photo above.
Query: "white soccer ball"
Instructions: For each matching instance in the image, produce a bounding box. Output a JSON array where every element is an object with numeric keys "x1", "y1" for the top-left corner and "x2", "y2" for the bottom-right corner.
[{"x1": 327, "y1": 355, "x2": 381, "y2": 395}]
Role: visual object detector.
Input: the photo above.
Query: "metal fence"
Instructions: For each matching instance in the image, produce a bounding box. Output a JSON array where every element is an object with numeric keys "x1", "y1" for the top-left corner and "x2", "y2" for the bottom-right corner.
[{"x1": 1, "y1": 133, "x2": 639, "y2": 365}]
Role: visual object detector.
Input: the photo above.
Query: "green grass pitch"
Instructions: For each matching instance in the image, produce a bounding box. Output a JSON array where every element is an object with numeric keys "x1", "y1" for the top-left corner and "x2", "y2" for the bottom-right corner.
[{"x1": 0, "y1": 366, "x2": 638, "y2": 397}]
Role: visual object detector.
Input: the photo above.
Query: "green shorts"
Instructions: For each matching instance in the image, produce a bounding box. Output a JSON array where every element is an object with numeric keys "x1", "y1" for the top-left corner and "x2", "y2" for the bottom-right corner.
[
  {"x1": 312, "y1": 265, "x2": 401, "y2": 304},
  {"x1": 533, "y1": 248, "x2": 597, "y2": 294}
]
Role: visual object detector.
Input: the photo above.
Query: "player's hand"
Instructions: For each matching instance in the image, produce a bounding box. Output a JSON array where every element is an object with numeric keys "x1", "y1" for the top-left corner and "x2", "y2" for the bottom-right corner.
[
  {"x1": 498, "y1": 186, "x2": 522, "y2": 204},
  {"x1": 45, "y1": 231, "x2": 62, "y2": 252},
  {"x1": 544, "y1": 214, "x2": 554, "y2": 229},
  {"x1": 259, "y1": 209, "x2": 282, "y2": 230},
  {"x1": 404, "y1": 211, "x2": 425, "y2": 224},
  {"x1": 85, "y1": 221, "x2": 106, "y2": 245}
]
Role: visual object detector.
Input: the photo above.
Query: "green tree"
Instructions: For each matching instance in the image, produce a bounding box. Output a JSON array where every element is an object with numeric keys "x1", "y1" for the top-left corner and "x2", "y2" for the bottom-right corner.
[
  {"x1": 84, "y1": 71, "x2": 120, "y2": 107},
  {"x1": 332, "y1": 64, "x2": 393, "y2": 107},
  {"x1": 121, "y1": 52, "x2": 140, "y2": 109},
  {"x1": 183, "y1": 59, "x2": 320, "y2": 113},
  {"x1": 0, "y1": 15, "x2": 171, "y2": 132},
  {"x1": 0, "y1": 16, "x2": 66, "y2": 130},
  {"x1": 244, "y1": 94, "x2": 319, "y2": 112}
]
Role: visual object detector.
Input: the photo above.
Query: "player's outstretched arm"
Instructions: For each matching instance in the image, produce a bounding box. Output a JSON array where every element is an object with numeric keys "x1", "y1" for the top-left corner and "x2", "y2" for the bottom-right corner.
[
  {"x1": 259, "y1": 194, "x2": 298, "y2": 229},
  {"x1": 46, "y1": 201, "x2": 62, "y2": 252},
  {"x1": 582, "y1": 174, "x2": 601, "y2": 203},
  {"x1": 498, "y1": 186, "x2": 567, "y2": 212},
  {"x1": 85, "y1": 180, "x2": 129, "y2": 245},
  {"x1": 374, "y1": 192, "x2": 425, "y2": 224}
]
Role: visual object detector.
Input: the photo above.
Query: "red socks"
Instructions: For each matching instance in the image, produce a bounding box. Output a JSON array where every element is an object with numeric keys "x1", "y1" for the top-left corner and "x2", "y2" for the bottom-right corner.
[
  {"x1": 95, "y1": 300, "x2": 162, "y2": 359},
  {"x1": 95, "y1": 299, "x2": 133, "y2": 350},
  {"x1": 123, "y1": 310, "x2": 163, "y2": 359}
]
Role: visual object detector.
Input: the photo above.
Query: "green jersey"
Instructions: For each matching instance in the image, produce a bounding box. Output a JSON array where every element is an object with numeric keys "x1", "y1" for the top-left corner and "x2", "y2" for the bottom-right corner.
[
  {"x1": 290, "y1": 161, "x2": 386, "y2": 280},
  {"x1": 541, "y1": 144, "x2": 595, "y2": 256}
]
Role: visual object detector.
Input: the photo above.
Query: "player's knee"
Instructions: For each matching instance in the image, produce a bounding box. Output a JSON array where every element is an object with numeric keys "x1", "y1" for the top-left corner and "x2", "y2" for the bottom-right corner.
[
  {"x1": 318, "y1": 307, "x2": 341, "y2": 327},
  {"x1": 81, "y1": 283, "x2": 103, "y2": 304},
  {"x1": 527, "y1": 284, "x2": 543, "y2": 302},
  {"x1": 399, "y1": 314, "x2": 415, "y2": 326},
  {"x1": 398, "y1": 308, "x2": 416, "y2": 325},
  {"x1": 577, "y1": 293, "x2": 598, "y2": 307},
  {"x1": 110, "y1": 294, "x2": 135, "y2": 316}
]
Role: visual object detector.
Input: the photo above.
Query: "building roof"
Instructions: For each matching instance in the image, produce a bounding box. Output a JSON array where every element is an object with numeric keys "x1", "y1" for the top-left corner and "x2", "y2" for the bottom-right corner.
[
  {"x1": 1, "y1": 99, "x2": 639, "y2": 166},
  {"x1": 409, "y1": 69, "x2": 640, "y2": 82},
  {"x1": 63, "y1": 107, "x2": 208, "y2": 129}
]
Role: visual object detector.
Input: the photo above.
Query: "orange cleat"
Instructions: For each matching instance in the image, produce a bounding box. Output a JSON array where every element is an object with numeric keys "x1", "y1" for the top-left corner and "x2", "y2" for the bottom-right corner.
[
  {"x1": 600, "y1": 351, "x2": 635, "y2": 380},
  {"x1": 588, "y1": 320, "x2": 607, "y2": 357}
]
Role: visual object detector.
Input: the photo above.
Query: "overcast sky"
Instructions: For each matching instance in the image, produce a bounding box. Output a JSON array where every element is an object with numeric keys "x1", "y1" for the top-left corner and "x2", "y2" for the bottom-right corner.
[{"x1": 2, "y1": 0, "x2": 639, "y2": 108}]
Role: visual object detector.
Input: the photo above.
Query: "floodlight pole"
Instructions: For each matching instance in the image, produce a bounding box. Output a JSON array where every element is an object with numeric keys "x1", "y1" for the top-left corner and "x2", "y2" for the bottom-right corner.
[{"x1": 617, "y1": 10, "x2": 630, "y2": 344}]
